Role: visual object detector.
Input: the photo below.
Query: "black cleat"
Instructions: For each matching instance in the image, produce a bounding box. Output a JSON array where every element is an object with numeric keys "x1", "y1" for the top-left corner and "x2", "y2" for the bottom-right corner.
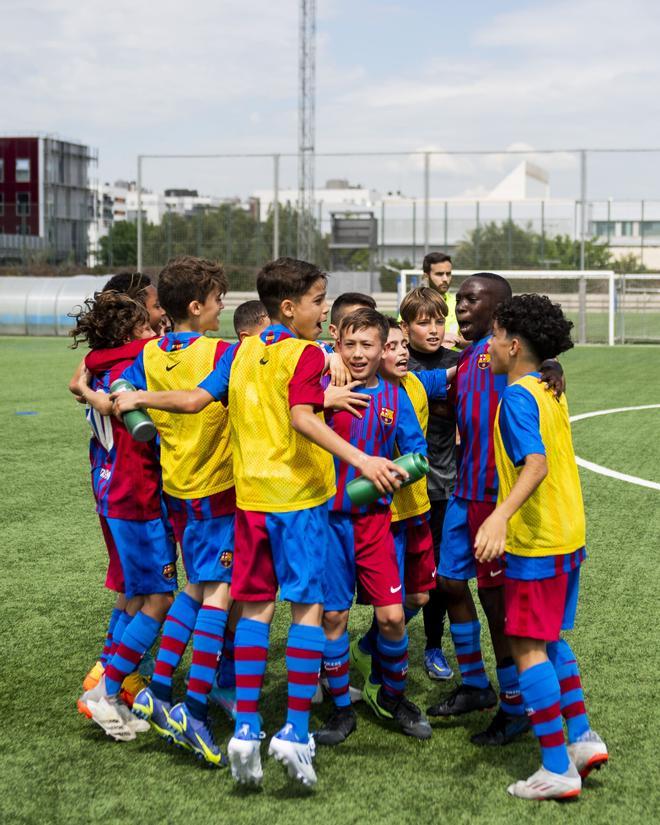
[
  {"x1": 470, "y1": 707, "x2": 531, "y2": 746},
  {"x1": 376, "y1": 690, "x2": 433, "y2": 740},
  {"x1": 314, "y1": 706, "x2": 357, "y2": 746},
  {"x1": 427, "y1": 683, "x2": 497, "y2": 717}
]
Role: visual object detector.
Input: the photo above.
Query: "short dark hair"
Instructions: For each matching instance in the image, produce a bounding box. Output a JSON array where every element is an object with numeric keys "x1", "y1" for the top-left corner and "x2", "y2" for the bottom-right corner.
[
  {"x1": 338, "y1": 307, "x2": 389, "y2": 346},
  {"x1": 494, "y1": 294, "x2": 574, "y2": 362},
  {"x1": 233, "y1": 300, "x2": 268, "y2": 336},
  {"x1": 400, "y1": 286, "x2": 448, "y2": 324},
  {"x1": 256, "y1": 257, "x2": 326, "y2": 320},
  {"x1": 103, "y1": 271, "x2": 152, "y2": 300},
  {"x1": 385, "y1": 316, "x2": 401, "y2": 331},
  {"x1": 157, "y1": 256, "x2": 228, "y2": 323},
  {"x1": 469, "y1": 271, "x2": 513, "y2": 303},
  {"x1": 423, "y1": 252, "x2": 452, "y2": 274},
  {"x1": 330, "y1": 292, "x2": 377, "y2": 326}
]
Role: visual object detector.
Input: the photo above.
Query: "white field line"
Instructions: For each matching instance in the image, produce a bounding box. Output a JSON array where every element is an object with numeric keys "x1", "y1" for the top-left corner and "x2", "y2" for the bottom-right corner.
[{"x1": 570, "y1": 404, "x2": 660, "y2": 491}]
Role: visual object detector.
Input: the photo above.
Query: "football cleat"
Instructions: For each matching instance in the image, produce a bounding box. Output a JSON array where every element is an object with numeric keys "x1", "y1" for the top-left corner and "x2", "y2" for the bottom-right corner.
[
  {"x1": 268, "y1": 724, "x2": 317, "y2": 787},
  {"x1": 311, "y1": 676, "x2": 363, "y2": 705},
  {"x1": 507, "y1": 762, "x2": 582, "y2": 800},
  {"x1": 567, "y1": 730, "x2": 609, "y2": 778},
  {"x1": 423, "y1": 648, "x2": 453, "y2": 681},
  {"x1": 120, "y1": 671, "x2": 148, "y2": 708},
  {"x1": 82, "y1": 661, "x2": 105, "y2": 692},
  {"x1": 470, "y1": 707, "x2": 531, "y2": 746},
  {"x1": 131, "y1": 687, "x2": 189, "y2": 749},
  {"x1": 314, "y1": 706, "x2": 357, "y2": 746},
  {"x1": 167, "y1": 703, "x2": 226, "y2": 767},
  {"x1": 87, "y1": 695, "x2": 136, "y2": 742},
  {"x1": 427, "y1": 683, "x2": 497, "y2": 717},
  {"x1": 78, "y1": 674, "x2": 110, "y2": 719},
  {"x1": 209, "y1": 683, "x2": 237, "y2": 720},
  {"x1": 228, "y1": 725, "x2": 266, "y2": 786},
  {"x1": 349, "y1": 639, "x2": 372, "y2": 685},
  {"x1": 369, "y1": 688, "x2": 432, "y2": 740},
  {"x1": 362, "y1": 678, "x2": 393, "y2": 720}
]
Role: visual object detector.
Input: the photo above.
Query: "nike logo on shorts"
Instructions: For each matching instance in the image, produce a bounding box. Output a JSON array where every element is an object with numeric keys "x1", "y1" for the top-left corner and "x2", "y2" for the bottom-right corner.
[
  {"x1": 390, "y1": 584, "x2": 402, "y2": 593},
  {"x1": 489, "y1": 569, "x2": 503, "y2": 577}
]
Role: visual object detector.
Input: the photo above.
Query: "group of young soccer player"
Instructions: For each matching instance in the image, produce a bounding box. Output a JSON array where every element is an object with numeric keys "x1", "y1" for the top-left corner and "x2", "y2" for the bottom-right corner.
[{"x1": 68, "y1": 251, "x2": 608, "y2": 801}]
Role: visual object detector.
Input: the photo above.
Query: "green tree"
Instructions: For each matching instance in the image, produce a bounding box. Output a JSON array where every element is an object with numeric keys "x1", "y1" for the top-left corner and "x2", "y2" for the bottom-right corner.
[
  {"x1": 611, "y1": 252, "x2": 648, "y2": 274},
  {"x1": 100, "y1": 221, "x2": 137, "y2": 267},
  {"x1": 379, "y1": 258, "x2": 413, "y2": 291}
]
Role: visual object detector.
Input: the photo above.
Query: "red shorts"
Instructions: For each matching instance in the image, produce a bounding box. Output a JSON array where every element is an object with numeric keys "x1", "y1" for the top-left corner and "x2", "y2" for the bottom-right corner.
[
  {"x1": 504, "y1": 568, "x2": 580, "y2": 642},
  {"x1": 438, "y1": 497, "x2": 504, "y2": 589},
  {"x1": 392, "y1": 515, "x2": 437, "y2": 595},
  {"x1": 99, "y1": 515, "x2": 125, "y2": 593},
  {"x1": 324, "y1": 509, "x2": 403, "y2": 611}
]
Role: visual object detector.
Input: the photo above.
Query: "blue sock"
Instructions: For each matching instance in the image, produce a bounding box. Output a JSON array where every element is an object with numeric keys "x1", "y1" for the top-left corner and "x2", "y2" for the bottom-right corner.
[
  {"x1": 185, "y1": 606, "x2": 228, "y2": 721},
  {"x1": 547, "y1": 639, "x2": 590, "y2": 742},
  {"x1": 105, "y1": 612, "x2": 161, "y2": 697},
  {"x1": 234, "y1": 618, "x2": 270, "y2": 736},
  {"x1": 110, "y1": 610, "x2": 131, "y2": 652},
  {"x1": 519, "y1": 660, "x2": 570, "y2": 774},
  {"x1": 323, "y1": 632, "x2": 351, "y2": 709},
  {"x1": 151, "y1": 591, "x2": 201, "y2": 703},
  {"x1": 100, "y1": 607, "x2": 123, "y2": 665},
  {"x1": 285, "y1": 624, "x2": 325, "y2": 741},
  {"x1": 218, "y1": 626, "x2": 236, "y2": 689},
  {"x1": 497, "y1": 660, "x2": 525, "y2": 716},
  {"x1": 404, "y1": 606, "x2": 420, "y2": 624},
  {"x1": 377, "y1": 632, "x2": 408, "y2": 699},
  {"x1": 450, "y1": 621, "x2": 489, "y2": 689}
]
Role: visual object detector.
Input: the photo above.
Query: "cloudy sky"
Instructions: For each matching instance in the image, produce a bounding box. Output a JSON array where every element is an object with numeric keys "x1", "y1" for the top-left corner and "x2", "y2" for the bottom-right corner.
[{"x1": 3, "y1": 0, "x2": 659, "y2": 200}]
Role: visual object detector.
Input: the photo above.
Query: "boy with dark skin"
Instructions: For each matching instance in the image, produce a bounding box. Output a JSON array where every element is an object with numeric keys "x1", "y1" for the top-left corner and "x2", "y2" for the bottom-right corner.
[{"x1": 427, "y1": 273, "x2": 564, "y2": 748}]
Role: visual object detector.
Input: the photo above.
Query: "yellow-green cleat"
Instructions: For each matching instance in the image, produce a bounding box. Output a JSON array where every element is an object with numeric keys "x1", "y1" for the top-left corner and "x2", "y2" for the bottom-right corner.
[{"x1": 349, "y1": 638, "x2": 372, "y2": 685}]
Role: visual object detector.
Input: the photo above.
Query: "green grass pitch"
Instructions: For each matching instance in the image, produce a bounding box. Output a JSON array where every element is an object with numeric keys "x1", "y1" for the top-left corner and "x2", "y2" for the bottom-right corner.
[{"x1": 1, "y1": 338, "x2": 659, "y2": 824}]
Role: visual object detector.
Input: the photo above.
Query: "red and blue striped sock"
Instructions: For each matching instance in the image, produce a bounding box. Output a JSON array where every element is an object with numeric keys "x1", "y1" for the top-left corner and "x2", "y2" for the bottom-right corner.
[
  {"x1": 104, "y1": 612, "x2": 161, "y2": 697},
  {"x1": 151, "y1": 591, "x2": 201, "y2": 703},
  {"x1": 323, "y1": 632, "x2": 351, "y2": 709},
  {"x1": 100, "y1": 607, "x2": 123, "y2": 666},
  {"x1": 519, "y1": 660, "x2": 570, "y2": 774},
  {"x1": 450, "y1": 620, "x2": 489, "y2": 689},
  {"x1": 234, "y1": 618, "x2": 270, "y2": 736},
  {"x1": 106, "y1": 610, "x2": 131, "y2": 660},
  {"x1": 377, "y1": 632, "x2": 409, "y2": 699},
  {"x1": 547, "y1": 639, "x2": 590, "y2": 742},
  {"x1": 285, "y1": 624, "x2": 325, "y2": 740},
  {"x1": 218, "y1": 626, "x2": 236, "y2": 689},
  {"x1": 185, "y1": 606, "x2": 228, "y2": 721},
  {"x1": 496, "y1": 659, "x2": 525, "y2": 716}
]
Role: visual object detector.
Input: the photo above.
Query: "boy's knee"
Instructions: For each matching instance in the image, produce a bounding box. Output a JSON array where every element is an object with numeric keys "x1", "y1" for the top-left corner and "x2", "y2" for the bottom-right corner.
[
  {"x1": 376, "y1": 605, "x2": 405, "y2": 639},
  {"x1": 142, "y1": 592, "x2": 174, "y2": 622},
  {"x1": 322, "y1": 610, "x2": 349, "y2": 639},
  {"x1": 406, "y1": 592, "x2": 429, "y2": 610},
  {"x1": 438, "y1": 576, "x2": 467, "y2": 600}
]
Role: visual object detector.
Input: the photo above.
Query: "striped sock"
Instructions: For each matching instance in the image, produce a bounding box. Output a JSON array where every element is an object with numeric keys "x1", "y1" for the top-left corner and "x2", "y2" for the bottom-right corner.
[
  {"x1": 377, "y1": 632, "x2": 409, "y2": 699},
  {"x1": 234, "y1": 618, "x2": 270, "y2": 736},
  {"x1": 185, "y1": 606, "x2": 228, "y2": 721},
  {"x1": 323, "y1": 632, "x2": 351, "y2": 709},
  {"x1": 104, "y1": 612, "x2": 161, "y2": 697},
  {"x1": 151, "y1": 591, "x2": 201, "y2": 703},
  {"x1": 519, "y1": 660, "x2": 570, "y2": 774},
  {"x1": 100, "y1": 607, "x2": 123, "y2": 666},
  {"x1": 285, "y1": 624, "x2": 325, "y2": 740},
  {"x1": 450, "y1": 621, "x2": 489, "y2": 689},
  {"x1": 497, "y1": 660, "x2": 525, "y2": 716},
  {"x1": 547, "y1": 639, "x2": 590, "y2": 742},
  {"x1": 107, "y1": 610, "x2": 131, "y2": 660},
  {"x1": 218, "y1": 626, "x2": 236, "y2": 689}
]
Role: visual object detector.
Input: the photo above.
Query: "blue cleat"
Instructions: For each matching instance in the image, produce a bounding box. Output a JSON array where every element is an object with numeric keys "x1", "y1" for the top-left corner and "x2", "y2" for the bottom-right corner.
[
  {"x1": 209, "y1": 683, "x2": 237, "y2": 720},
  {"x1": 167, "y1": 703, "x2": 226, "y2": 767},
  {"x1": 131, "y1": 686, "x2": 191, "y2": 750},
  {"x1": 424, "y1": 648, "x2": 453, "y2": 681}
]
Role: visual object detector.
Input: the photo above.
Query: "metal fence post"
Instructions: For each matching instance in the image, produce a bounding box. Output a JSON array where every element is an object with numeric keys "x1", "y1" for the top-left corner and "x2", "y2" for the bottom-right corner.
[
  {"x1": 412, "y1": 199, "x2": 417, "y2": 265},
  {"x1": 578, "y1": 149, "x2": 587, "y2": 344},
  {"x1": 640, "y1": 199, "x2": 645, "y2": 265},
  {"x1": 380, "y1": 200, "x2": 385, "y2": 263},
  {"x1": 507, "y1": 200, "x2": 513, "y2": 267},
  {"x1": 475, "y1": 201, "x2": 480, "y2": 267},
  {"x1": 137, "y1": 155, "x2": 143, "y2": 271},
  {"x1": 423, "y1": 152, "x2": 430, "y2": 255},
  {"x1": 273, "y1": 154, "x2": 280, "y2": 260},
  {"x1": 443, "y1": 200, "x2": 448, "y2": 254}
]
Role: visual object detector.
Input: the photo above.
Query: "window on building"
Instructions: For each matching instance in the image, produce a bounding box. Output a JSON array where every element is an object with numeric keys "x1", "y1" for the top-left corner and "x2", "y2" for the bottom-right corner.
[
  {"x1": 0, "y1": 158, "x2": 4, "y2": 183},
  {"x1": 16, "y1": 158, "x2": 31, "y2": 183},
  {"x1": 620, "y1": 221, "x2": 635, "y2": 237},
  {"x1": 16, "y1": 192, "x2": 30, "y2": 216},
  {"x1": 641, "y1": 221, "x2": 660, "y2": 237},
  {"x1": 592, "y1": 221, "x2": 615, "y2": 236}
]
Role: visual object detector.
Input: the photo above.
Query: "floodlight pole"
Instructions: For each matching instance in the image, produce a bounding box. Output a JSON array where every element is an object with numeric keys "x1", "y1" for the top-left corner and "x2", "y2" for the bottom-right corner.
[
  {"x1": 273, "y1": 153, "x2": 280, "y2": 259},
  {"x1": 137, "y1": 155, "x2": 143, "y2": 272},
  {"x1": 423, "y1": 152, "x2": 430, "y2": 256},
  {"x1": 578, "y1": 149, "x2": 587, "y2": 344}
]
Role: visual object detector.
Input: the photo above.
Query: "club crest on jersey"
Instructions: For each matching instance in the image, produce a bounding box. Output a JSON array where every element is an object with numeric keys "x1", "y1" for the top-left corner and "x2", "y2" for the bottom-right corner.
[
  {"x1": 170, "y1": 340, "x2": 184, "y2": 352},
  {"x1": 162, "y1": 562, "x2": 176, "y2": 580},
  {"x1": 265, "y1": 331, "x2": 275, "y2": 344},
  {"x1": 379, "y1": 407, "x2": 394, "y2": 426},
  {"x1": 477, "y1": 352, "x2": 490, "y2": 370},
  {"x1": 220, "y1": 550, "x2": 233, "y2": 569}
]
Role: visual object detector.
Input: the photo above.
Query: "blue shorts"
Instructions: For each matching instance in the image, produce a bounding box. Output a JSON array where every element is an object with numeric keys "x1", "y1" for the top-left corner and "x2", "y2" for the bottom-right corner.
[
  {"x1": 104, "y1": 516, "x2": 177, "y2": 599},
  {"x1": 232, "y1": 504, "x2": 329, "y2": 604},
  {"x1": 438, "y1": 496, "x2": 504, "y2": 588},
  {"x1": 323, "y1": 509, "x2": 401, "y2": 612},
  {"x1": 180, "y1": 511, "x2": 235, "y2": 585}
]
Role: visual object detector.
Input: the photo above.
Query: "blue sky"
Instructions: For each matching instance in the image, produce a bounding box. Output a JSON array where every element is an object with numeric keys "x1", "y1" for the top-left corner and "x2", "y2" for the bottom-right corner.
[{"x1": 3, "y1": 0, "x2": 659, "y2": 200}]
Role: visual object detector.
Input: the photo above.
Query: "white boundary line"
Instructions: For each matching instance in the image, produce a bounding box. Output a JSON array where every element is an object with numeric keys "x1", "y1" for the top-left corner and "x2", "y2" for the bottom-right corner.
[{"x1": 570, "y1": 404, "x2": 660, "y2": 491}]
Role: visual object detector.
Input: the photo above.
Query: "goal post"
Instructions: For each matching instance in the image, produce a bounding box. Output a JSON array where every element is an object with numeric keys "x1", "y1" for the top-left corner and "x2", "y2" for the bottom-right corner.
[{"x1": 398, "y1": 269, "x2": 617, "y2": 346}]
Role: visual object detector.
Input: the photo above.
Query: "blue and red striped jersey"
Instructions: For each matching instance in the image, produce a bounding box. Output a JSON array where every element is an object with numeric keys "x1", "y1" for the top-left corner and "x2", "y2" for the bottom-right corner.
[
  {"x1": 449, "y1": 334, "x2": 507, "y2": 503},
  {"x1": 325, "y1": 376, "x2": 427, "y2": 514}
]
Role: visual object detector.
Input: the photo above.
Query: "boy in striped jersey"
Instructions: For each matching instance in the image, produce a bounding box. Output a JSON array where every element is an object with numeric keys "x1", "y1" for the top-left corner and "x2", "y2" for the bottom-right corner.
[{"x1": 476, "y1": 294, "x2": 607, "y2": 800}]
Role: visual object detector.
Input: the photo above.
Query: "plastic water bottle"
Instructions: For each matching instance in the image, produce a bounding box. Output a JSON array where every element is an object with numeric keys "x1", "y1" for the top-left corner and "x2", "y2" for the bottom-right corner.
[
  {"x1": 346, "y1": 452, "x2": 430, "y2": 507},
  {"x1": 109, "y1": 378, "x2": 157, "y2": 442}
]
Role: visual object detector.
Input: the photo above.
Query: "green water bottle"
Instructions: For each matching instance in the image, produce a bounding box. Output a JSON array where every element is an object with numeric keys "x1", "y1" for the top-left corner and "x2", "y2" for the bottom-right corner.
[
  {"x1": 109, "y1": 378, "x2": 157, "y2": 443},
  {"x1": 346, "y1": 452, "x2": 430, "y2": 507}
]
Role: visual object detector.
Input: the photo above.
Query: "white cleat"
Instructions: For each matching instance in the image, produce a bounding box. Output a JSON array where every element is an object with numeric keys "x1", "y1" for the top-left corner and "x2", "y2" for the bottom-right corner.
[
  {"x1": 268, "y1": 725, "x2": 317, "y2": 788},
  {"x1": 88, "y1": 695, "x2": 136, "y2": 742},
  {"x1": 568, "y1": 730, "x2": 609, "y2": 778},
  {"x1": 507, "y1": 761, "x2": 582, "y2": 800},
  {"x1": 228, "y1": 727, "x2": 264, "y2": 786},
  {"x1": 311, "y1": 677, "x2": 362, "y2": 705}
]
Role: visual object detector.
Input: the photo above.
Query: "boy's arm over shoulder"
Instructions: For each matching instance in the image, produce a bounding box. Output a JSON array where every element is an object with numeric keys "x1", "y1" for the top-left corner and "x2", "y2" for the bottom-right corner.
[
  {"x1": 288, "y1": 344, "x2": 326, "y2": 411},
  {"x1": 498, "y1": 384, "x2": 546, "y2": 467},
  {"x1": 197, "y1": 341, "x2": 240, "y2": 405},
  {"x1": 414, "y1": 368, "x2": 448, "y2": 403},
  {"x1": 395, "y1": 385, "x2": 427, "y2": 456}
]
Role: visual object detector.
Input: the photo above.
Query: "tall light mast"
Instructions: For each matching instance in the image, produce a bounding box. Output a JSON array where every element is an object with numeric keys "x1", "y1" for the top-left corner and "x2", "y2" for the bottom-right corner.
[{"x1": 297, "y1": 0, "x2": 316, "y2": 261}]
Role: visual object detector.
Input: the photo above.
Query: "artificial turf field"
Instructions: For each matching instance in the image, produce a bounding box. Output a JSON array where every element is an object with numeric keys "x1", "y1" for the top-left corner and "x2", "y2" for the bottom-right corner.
[{"x1": 1, "y1": 337, "x2": 659, "y2": 825}]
